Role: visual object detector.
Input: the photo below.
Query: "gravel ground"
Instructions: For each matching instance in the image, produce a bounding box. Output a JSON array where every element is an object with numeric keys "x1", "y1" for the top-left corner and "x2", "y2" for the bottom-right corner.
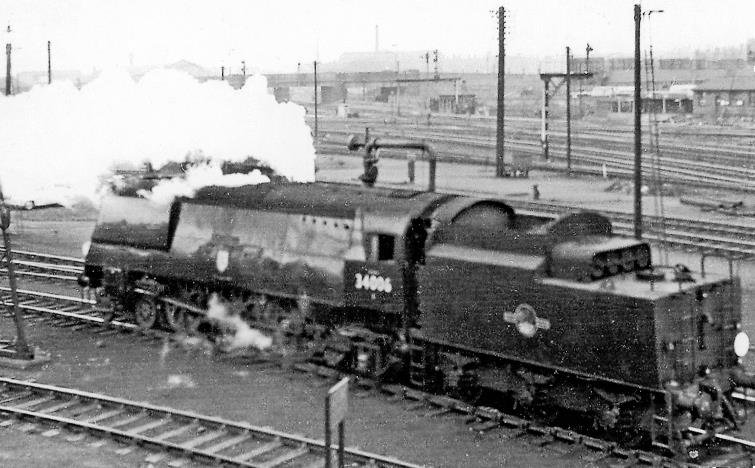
[
  {"x1": 0, "y1": 425, "x2": 148, "y2": 468},
  {"x1": 0, "y1": 313, "x2": 585, "y2": 468}
]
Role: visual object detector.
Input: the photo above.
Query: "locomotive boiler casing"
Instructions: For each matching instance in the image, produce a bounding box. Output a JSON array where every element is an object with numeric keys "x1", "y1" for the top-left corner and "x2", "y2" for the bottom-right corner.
[{"x1": 85, "y1": 183, "x2": 451, "y2": 316}]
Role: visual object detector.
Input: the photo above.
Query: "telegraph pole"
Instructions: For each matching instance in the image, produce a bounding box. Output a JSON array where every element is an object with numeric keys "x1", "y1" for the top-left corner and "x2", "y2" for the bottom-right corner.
[
  {"x1": 5, "y1": 28, "x2": 11, "y2": 96},
  {"x1": 495, "y1": 6, "x2": 506, "y2": 177},
  {"x1": 633, "y1": 4, "x2": 642, "y2": 239},
  {"x1": 395, "y1": 59, "x2": 401, "y2": 117},
  {"x1": 566, "y1": 47, "x2": 572, "y2": 174},
  {"x1": 221, "y1": 66, "x2": 225, "y2": 80},
  {"x1": 313, "y1": 60, "x2": 319, "y2": 139},
  {"x1": 47, "y1": 40, "x2": 52, "y2": 84},
  {"x1": 432, "y1": 49, "x2": 439, "y2": 80}
]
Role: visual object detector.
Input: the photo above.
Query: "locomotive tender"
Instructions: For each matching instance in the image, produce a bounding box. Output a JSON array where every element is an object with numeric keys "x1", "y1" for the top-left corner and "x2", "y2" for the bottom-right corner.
[{"x1": 83, "y1": 180, "x2": 755, "y2": 451}]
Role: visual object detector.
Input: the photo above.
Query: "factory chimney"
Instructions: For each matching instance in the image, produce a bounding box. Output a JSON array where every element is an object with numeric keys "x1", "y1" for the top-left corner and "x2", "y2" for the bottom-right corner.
[{"x1": 375, "y1": 25, "x2": 379, "y2": 52}]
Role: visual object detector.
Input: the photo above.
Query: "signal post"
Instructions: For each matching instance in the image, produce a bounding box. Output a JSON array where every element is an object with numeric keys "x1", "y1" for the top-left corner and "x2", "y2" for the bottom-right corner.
[{"x1": 0, "y1": 182, "x2": 48, "y2": 368}]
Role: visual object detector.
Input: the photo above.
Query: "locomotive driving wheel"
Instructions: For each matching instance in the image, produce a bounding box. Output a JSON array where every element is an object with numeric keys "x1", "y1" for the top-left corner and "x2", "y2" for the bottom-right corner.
[
  {"x1": 134, "y1": 298, "x2": 158, "y2": 329},
  {"x1": 162, "y1": 302, "x2": 184, "y2": 332}
]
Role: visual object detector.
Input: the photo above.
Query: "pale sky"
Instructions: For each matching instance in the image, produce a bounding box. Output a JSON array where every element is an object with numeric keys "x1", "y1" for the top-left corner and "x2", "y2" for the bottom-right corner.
[{"x1": 1, "y1": 0, "x2": 754, "y2": 74}]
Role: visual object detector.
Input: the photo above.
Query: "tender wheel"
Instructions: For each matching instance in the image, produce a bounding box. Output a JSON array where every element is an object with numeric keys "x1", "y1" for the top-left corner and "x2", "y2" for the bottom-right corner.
[
  {"x1": 134, "y1": 298, "x2": 158, "y2": 329},
  {"x1": 162, "y1": 302, "x2": 184, "y2": 332}
]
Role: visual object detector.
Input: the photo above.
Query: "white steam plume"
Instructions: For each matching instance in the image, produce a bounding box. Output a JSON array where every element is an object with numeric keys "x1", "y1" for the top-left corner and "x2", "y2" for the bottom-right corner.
[
  {"x1": 0, "y1": 68, "x2": 315, "y2": 204},
  {"x1": 207, "y1": 293, "x2": 273, "y2": 351},
  {"x1": 143, "y1": 164, "x2": 270, "y2": 206}
]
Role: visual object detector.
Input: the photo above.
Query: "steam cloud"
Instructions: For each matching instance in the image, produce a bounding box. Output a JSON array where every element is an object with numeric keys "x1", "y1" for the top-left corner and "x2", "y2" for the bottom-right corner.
[
  {"x1": 0, "y1": 68, "x2": 315, "y2": 204},
  {"x1": 143, "y1": 164, "x2": 271, "y2": 205},
  {"x1": 207, "y1": 293, "x2": 273, "y2": 351}
]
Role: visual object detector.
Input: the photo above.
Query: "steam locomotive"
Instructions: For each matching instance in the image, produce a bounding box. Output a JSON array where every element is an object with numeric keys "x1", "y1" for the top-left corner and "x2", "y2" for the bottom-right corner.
[{"x1": 82, "y1": 179, "x2": 754, "y2": 455}]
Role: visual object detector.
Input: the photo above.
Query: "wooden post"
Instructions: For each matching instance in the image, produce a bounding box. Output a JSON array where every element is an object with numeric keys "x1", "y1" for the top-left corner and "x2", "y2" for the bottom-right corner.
[
  {"x1": 566, "y1": 46, "x2": 572, "y2": 174},
  {"x1": 5, "y1": 42, "x2": 11, "y2": 96},
  {"x1": 47, "y1": 40, "x2": 51, "y2": 84},
  {"x1": 634, "y1": 3, "x2": 643, "y2": 239},
  {"x1": 495, "y1": 6, "x2": 506, "y2": 177},
  {"x1": 541, "y1": 79, "x2": 550, "y2": 161},
  {"x1": 314, "y1": 60, "x2": 319, "y2": 139}
]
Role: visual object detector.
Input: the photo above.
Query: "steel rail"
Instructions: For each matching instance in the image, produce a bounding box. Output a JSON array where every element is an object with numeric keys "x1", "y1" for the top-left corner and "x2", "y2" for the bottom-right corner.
[
  {"x1": 0, "y1": 286, "x2": 137, "y2": 331},
  {"x1": 0, "y1": 248, "x2": 83, "y2": 282},
  {"x1": 0, "y1": 247, "x2": 85, "y2": 265},
  {"x1": 0, "y1": 377, "x2": 423, "y2": 468},
  {"x1": 319, "y1": 128, "x2": 754, "y2": 189},
  {"x1": 318, "y1": 139, "x2": 755, "y2": 192}
]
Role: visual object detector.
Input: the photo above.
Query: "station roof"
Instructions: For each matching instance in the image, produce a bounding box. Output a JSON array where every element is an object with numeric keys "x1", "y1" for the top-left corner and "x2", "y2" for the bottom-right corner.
[{"x1": 694, "y1": 71, "x2": 755, "y2": 91}]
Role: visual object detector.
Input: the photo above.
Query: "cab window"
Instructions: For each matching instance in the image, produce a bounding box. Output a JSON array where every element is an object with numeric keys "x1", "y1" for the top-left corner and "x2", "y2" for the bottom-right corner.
[{"x1": 368, "y1": 234, "x2": 395, "y2": 261}]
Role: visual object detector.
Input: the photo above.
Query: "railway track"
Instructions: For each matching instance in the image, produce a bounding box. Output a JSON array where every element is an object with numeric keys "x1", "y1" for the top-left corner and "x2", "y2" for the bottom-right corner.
[
  {"x1": 5, "y1": 287, "x2": 755, "y2": 467},
  {"x1": 0, "y1": 377, "x2": 422, "y2": 468},
  {"x1": 317, "y1": 128, "x2": 754, "y2": 191},
  {"x1": 316, "y1": 112, "x2": 755, "y2": 162},
  {"x1": 501, "y1": 200, "x2": 755, "y2": 257},
  {"x1": 0, "y1": 248, "x2": 83, "y2": 283},
  {"x1": 0, "y1": 287, "x2": 137, "y2": 334}
]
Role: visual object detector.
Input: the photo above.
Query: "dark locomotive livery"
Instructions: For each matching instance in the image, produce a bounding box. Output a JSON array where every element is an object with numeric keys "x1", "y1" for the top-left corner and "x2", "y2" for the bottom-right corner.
[{"x1": 83, "y1": 180, "x2": 755, "y2": 454}]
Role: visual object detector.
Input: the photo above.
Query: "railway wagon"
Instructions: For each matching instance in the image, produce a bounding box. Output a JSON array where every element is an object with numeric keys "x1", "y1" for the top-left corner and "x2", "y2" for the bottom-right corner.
[{"x1": 83, "y1": 180, "x2": 755, "y2": 451}]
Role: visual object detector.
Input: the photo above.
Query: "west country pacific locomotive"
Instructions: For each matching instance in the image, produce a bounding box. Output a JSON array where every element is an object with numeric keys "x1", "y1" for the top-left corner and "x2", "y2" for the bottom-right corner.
[{"x1": 83, "y1": 179, "x2": 755, "y2": 455}]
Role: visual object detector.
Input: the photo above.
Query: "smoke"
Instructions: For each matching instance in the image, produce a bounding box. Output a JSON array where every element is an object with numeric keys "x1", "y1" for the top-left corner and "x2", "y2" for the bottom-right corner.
[
  {"x1": 143, "y1": 163, "x2": 270, "y2": 205},
  {"x1": 0, "y1": 68, "x2": 315, "y2": 205},
  {"x1": 206, "y1": 293, "x2": 273, "y2": 351}
]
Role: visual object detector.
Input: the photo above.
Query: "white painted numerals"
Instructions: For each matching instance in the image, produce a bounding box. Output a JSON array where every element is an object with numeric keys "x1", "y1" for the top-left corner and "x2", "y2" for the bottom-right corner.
[{"x1": 354, "y1": 273, "x2": 393, "y2": 293}]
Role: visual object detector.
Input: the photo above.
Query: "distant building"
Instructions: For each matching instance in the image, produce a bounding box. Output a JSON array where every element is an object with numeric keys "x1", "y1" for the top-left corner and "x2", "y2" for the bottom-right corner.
[
  {"x1": 693, "y1": 72, "x2": 755, "y2": 118},
  {"x1": 323, "y1": 51, "x2": 425, "y2": 74}
]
